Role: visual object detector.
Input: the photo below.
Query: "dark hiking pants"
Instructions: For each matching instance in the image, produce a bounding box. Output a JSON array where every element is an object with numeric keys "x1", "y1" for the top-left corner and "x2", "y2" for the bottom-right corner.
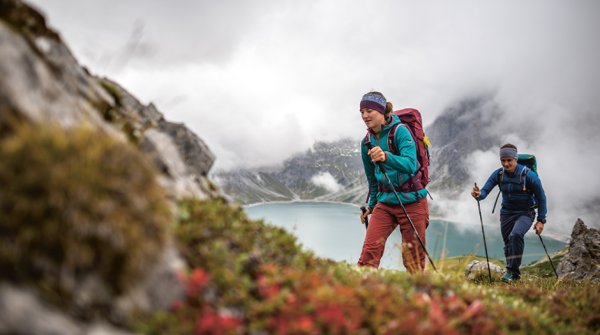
[{"x1": 500, "y1": 211, "x2": 534, "y2": 278}]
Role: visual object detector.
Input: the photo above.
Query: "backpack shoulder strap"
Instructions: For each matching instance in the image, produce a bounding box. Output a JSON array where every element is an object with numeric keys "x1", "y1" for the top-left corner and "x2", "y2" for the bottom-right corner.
[
  {"x1": 386, "y1": 123, "x2": 402, "y2": 156},
  {"x1": 520, "y1": 166, "x2": 531, "y2": 192},
  {"x1": 363, "y1": 132, "x2": 372, "y2": 148},
  {"x1": 492, "y1": 168, "x2": 504, "y2": 214},
  {"x1": 363, "y1": 131, "x2": 375, "y2": 204}
]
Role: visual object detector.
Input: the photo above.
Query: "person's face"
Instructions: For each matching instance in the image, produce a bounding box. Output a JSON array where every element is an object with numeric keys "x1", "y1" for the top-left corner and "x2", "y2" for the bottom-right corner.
[
  {"x1": 501, "y1": 157, "x2": 517, "y2": 173},
  {"x1": 360, "y1": 108, "x2": 385, "y2": 130}
]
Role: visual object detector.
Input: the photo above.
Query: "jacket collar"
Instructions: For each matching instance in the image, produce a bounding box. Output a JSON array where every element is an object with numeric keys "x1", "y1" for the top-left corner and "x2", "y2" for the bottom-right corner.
[{"x1": 368, "y1": 114, "x2": 400, "y2": 135}]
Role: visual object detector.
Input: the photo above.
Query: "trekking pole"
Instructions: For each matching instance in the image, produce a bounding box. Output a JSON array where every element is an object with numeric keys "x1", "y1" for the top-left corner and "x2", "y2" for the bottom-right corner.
[
  {"x1": 538, "y1": 234, "x2": 559, "y2": 278},
  {"x1": 360, "y1": 206, "x2": 369, "y2": 229},
  {"x1": 475, "y1": 183, "x2": 493, "y2": 284},
  {"x1": 365, "y1": 143, "x2": 437, "y2": 272}
]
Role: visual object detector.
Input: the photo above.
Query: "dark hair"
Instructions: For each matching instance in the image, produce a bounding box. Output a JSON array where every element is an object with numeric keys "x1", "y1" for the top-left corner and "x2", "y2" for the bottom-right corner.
[
  {"x1": 500, "y1": 143, "x2": 517, "y2": 150},
  {"x1": 368, "y1": 91, "x2": 394, "y2": 115}
]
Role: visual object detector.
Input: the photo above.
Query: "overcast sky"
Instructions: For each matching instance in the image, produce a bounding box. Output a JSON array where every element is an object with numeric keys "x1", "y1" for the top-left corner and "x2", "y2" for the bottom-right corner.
[
  {"x1": 28, "y1": 1, "x2": 600, "y2": 233},
  {"x1": 29, "y1": 0, "x2": 599, "y2": 167}
]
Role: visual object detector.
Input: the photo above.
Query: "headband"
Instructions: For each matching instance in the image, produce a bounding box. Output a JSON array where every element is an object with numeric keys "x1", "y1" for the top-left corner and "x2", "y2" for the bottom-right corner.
[
  {"x1": 360, "y1": 93, "x2": 386, "y2": 114},
  {"x1": 499, "y1": 147, "x2": 518, "y2": 159}
]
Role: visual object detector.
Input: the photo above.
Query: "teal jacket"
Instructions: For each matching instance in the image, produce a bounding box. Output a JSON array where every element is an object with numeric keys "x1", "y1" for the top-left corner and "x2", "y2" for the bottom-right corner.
[{"x1": 361, "y1": 114, "x2": 428, "y2": 208}]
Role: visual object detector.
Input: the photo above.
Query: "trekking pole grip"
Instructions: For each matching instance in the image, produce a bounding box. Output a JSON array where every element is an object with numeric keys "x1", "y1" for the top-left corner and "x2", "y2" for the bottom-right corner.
[
  {"x1": 360, "y1": 206, "x2": 369, "y2": 229},
  {"x1": 365, "y1": 142, "x2": 386, "y2": 173}
]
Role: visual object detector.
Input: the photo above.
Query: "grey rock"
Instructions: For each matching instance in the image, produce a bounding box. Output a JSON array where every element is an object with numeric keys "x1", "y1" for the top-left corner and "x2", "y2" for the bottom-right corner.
[
  {"x1": 140, "y1": 128, "x2": 209, "y2": 199},
  {"x1": 0, "y1": 284, "x2": 82, "y2": 335},
  {"x1": 0, "y1": 284, "x2": 133, "y2": 335},
  {"x1": 0, "y1": 0, "x2": 215, "y2": 200},
  {"x1": 465, "y1": 259, "x2": 504, "y2": 280},
  {"x1": 0, "y1": 22, "x2": 113, "y2": 133},
  {"x1": 556, "y1": 219, "x2": 600, "y2": 283},
  {"x1": 115, "y1": 244, "x2": 186, "y2": 317},
  {"x1": 158, "y1": 120, "x2": 215, "y2": 177},
  {"x1": 101, "y1": 78, "x2": 164, "y2": 126}
]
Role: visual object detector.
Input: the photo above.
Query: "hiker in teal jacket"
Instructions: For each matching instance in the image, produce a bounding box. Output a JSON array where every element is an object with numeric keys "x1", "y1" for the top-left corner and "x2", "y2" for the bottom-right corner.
[
  {"x1": 357, "y1": 91, "x2": 429, "y2": 272},
  {"x1": 472, "y1": 143, "x2": 547, "y2": 282}
]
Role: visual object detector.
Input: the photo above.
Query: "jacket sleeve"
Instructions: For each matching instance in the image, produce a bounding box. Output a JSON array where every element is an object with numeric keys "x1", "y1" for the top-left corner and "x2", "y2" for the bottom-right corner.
[
  {"x1": 361, "y1": 138, "x2": 378, "y2": 209},
  {"x1": 479, "y1": 169, "x2": 500, "y2": 200},
  {"x1": 382, "y1": 125, "x2": 417, "y2": 174},
  {"x1": 528, "y1": 172, "x2": 547, "y2": 220}
]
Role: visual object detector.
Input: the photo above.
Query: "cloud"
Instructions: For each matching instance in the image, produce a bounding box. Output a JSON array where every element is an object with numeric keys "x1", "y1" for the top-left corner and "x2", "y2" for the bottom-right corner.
[
  {"x1": 311, "y1": 172, "x2": 342, "y2": 193},
  {"x1": 432, "y1": 150, "x2": 503, "y2": 234},
  {"x1": 34, "y1": 0, "x2": 289, "y2": 68},
  {"x1": 28, "y1": 0, "x2": 600, "y2": 229}
]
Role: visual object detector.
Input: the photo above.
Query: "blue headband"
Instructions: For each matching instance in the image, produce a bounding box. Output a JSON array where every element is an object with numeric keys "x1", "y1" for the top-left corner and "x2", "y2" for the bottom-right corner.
[
  {"x1": 360, "y1": 93, "x2": 386, "y2": 114},
  {"x1": 499, "y1": 147, "x2": 518, "y2": 159}
]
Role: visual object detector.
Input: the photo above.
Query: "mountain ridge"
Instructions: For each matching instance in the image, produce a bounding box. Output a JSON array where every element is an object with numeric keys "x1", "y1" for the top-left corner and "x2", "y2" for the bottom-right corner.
[{"x1": 214, "y1": 95, "x2": 505, "y2": 205}]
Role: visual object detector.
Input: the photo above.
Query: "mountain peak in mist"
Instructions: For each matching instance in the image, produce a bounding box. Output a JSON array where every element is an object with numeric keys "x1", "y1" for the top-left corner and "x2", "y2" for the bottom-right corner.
[{"x1": 427, "y1": 95, "x2": 504, "y2": 193}]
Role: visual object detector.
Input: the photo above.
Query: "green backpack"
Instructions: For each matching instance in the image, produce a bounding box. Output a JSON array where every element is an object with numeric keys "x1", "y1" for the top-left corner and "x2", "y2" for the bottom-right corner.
[{"x1": 517, "y1": 154, "x2": 537, "y2": 174}]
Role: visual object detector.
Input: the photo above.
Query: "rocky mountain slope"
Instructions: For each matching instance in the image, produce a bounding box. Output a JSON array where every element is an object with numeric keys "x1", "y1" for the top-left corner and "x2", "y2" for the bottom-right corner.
[
  {"x1": 214, "y1": 95, "x2": 507, "y2": 204},
  {"x1": 0, "y1": 1, "x2": 217, "y2": 333},
  {"x1": 213, "y1": 139, "x2": 365, "y2": 204},
  {"x1": 0, "y1": 1, "x2": 215, "y2": 200}
]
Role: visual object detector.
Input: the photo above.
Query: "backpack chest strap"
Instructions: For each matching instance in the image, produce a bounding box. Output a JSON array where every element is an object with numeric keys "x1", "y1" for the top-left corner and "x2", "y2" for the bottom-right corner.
[{"x1": 499, "y1": 167, "x2": 531, "y2": 192}]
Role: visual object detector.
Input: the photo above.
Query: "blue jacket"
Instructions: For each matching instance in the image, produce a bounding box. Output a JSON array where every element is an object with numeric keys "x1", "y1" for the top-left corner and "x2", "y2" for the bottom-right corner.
[
  {"x1": 362, "y1": 114, "x2": 428, "y2": 208},
  {"x1": 478, "y1": 164, "x2": 547, "y2": 220}
]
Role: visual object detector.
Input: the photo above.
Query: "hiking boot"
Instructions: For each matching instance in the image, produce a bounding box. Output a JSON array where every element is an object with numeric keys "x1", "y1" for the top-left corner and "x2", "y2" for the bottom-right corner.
[{"x1": 501, "y1": 271, "x2": 518, "y2": 283}]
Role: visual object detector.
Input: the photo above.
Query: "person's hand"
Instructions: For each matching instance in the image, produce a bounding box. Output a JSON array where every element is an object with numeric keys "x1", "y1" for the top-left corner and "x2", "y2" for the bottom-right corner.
[
  {"x1": 471, "y1": 183, "x2": 481, "y2": 199},
  {"x1": 368, "y1": 146, "x2": 387, "y2": 163},
  {"x1": 534, "y1": 221, "x2": 545, "y2": 235},
  {"x1": 360, "y1": 207, "x2": 372, "y2": 224}
]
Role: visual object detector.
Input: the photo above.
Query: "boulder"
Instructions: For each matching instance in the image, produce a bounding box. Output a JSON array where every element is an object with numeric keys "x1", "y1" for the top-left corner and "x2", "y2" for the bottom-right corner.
[
  {"x1": 556, "y1": 219, "x2": 600, "y2": 283},
  {"x1": 465, "y1": 259, "x2": 504, "y2": 281}
]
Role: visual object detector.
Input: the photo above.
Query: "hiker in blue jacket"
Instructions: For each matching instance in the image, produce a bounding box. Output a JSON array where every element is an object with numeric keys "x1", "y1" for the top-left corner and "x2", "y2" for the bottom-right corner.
[{"x1": 471, "y1": 143, "x2": 547, "y2": 282}]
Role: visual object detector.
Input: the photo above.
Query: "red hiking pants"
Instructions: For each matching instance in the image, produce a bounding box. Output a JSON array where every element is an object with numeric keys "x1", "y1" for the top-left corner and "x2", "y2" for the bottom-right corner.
[{"x1": 358, "y1": 198, "x2": 429, "y2": 272}]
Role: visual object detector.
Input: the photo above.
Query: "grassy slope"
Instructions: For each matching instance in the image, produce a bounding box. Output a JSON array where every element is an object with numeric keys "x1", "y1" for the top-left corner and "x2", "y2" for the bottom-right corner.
[{"x1": 134, "y1": 198, "x2": 600, "y2": 335}]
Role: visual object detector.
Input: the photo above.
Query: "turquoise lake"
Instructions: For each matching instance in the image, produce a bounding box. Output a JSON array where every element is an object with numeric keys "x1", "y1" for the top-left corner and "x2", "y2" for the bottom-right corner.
[{"x1": 244, "y1": 201, "x2": 565, "y2": 270}]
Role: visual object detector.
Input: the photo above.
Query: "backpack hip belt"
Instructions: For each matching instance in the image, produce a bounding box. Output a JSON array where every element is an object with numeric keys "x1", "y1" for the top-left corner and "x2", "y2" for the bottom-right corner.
[{"x1": 377, "y1": 171, "x2": 426, "y2": 193}]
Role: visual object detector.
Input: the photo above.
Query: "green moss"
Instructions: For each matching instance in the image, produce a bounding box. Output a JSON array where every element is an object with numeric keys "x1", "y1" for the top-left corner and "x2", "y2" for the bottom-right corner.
[
  {"x1": 122, "y1": 121, "x2": 143, "y2": 144},
  {"x1": 0, "y1": 123, "x2": 171, "y2": 311},
  {"x1": 100, "y1": 79, "x2": 123, "y2": 108},
  {"x1": 97, "y1": 79, "x2": 125, "y2": 128},
  {"x1": 96, "y1": 80, "x2": 147, "y2": 144}
]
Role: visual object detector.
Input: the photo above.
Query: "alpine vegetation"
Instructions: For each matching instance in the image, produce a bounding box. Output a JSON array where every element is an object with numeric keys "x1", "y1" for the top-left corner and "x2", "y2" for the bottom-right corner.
[{"x1": 1, "y1": 1, "x2": 599, "y2": 334}]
